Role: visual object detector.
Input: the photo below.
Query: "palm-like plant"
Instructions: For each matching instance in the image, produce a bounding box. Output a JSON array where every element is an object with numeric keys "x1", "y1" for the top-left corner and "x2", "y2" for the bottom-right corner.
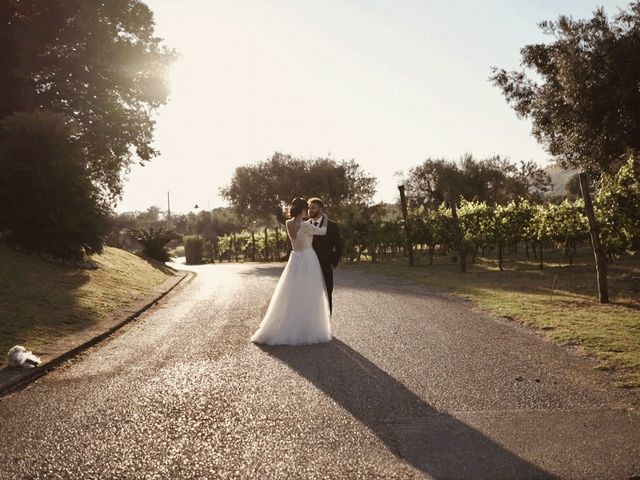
[{"x1": 125, "y1": 227, "x2": 178, "y2": 263}]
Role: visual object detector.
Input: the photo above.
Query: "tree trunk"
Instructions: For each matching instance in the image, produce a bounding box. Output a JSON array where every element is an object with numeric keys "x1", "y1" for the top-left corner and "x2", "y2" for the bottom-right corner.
[
  {"x1": 539, "y1": 242, "x2": 543, "y2": 269},
  {"x1": 368, "y1": 221, "x2": 377, "y2": 264},
  {"x1": 233, "y1": 233, "x2": 238, "y2": 262},
  {"x1": 568, "y1": 242, "x2": 576, "y2": 267},
  {"x1": 264, "y1": 228, "x2": 269, "y2": 262},
  {"x1": 449, "y1": 196, "x2": 466, "y2": 273},
  {"x1": 251, "y1": 230, "x2": 256, "y2": 261},
  {"x1": 579, "y1": 172, "x2": 609, "y2": 303},
  {"x1": 398, "y1": 185, "x2": 415, "y2": 266},
  {"x1": 498, "y1": 241, "x2": 504, "y2": 272}
]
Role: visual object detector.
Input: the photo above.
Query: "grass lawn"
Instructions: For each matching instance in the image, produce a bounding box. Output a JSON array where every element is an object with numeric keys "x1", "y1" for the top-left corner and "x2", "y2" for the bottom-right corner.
[
  {"x1": 349, "y1": 248, "x2": 640, "y2": 387},
  {"x1": 0, "y1": 244, "x2": 173, "y2": 367},
  {"x1": 170, "y1": 245, "x2": 185, "y2": 257}
]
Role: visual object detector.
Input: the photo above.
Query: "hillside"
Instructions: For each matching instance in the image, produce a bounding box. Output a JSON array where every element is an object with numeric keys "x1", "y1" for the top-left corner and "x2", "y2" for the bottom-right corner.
[{"x1": 0, "y1": 245, "x2": 173, "y2": 366}]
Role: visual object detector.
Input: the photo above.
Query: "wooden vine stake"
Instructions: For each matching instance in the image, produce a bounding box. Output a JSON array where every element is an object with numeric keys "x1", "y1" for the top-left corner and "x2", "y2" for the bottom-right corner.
[{"x1": 578, "y1": 172, "x2": 609, "y2": 303}]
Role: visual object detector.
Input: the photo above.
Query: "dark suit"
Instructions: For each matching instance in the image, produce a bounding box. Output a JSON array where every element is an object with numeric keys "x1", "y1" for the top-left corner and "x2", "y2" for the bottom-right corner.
[{"x1": 310, "y1": 215, "x2": 343, "y2": 313}]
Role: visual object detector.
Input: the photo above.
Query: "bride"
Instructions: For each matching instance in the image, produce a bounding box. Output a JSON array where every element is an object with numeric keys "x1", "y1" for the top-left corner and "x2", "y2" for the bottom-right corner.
[{"x1": 250, "y1": 198, "x2": 332, "y2": 346}]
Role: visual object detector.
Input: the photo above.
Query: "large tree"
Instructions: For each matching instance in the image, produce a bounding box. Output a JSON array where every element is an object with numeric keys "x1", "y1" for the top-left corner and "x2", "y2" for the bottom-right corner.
[
  {"x1": 404, "y1": 155, "x2": 550, "y2": 208},
  {"x1": 221, "y1": 152, "x2": 377, "y2": 223},
  {"x1": 490, "y1": 4, "x2": 640, "y2": 303},
  {"x1": 0, "y1": 111, "x2": 110, "y2": 258},
  {"x1": 0, "y1": 0, "x2": 176, "y2": 203},
  {"x1": 491, "y1": 3, "x2": 640, "y2": 178}
]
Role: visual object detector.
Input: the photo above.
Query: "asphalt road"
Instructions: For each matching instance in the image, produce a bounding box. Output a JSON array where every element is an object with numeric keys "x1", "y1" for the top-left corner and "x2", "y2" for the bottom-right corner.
[{"x1": 1, "y1": 262, "x2": 639, "y2": 480}]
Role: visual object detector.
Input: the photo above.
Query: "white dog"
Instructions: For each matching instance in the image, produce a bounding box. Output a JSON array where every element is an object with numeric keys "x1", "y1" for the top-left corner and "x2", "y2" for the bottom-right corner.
[{"x1": 7, "y1": 345, "x2": 41, "y2": 368}]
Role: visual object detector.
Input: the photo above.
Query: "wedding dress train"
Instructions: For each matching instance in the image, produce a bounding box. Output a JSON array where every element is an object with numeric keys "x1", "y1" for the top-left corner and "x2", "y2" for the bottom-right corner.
[{"x1": 250, "y1": 219, "x2": 332, "y2": 346}]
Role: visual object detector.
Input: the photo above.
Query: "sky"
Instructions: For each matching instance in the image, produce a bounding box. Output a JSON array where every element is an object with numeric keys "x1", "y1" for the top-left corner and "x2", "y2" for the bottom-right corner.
[{"x1": 118, "y1": 0, "x2": 627, "y2": 214}]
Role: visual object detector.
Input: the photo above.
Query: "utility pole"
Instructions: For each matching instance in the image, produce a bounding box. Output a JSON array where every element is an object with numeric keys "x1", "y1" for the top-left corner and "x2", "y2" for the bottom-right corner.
[
  {"x1": 398, "y1": 185, "x2": 415, "y2": 267},
  {"x1": 167, "y1": 191, "x2": 171, "y2": 221}
]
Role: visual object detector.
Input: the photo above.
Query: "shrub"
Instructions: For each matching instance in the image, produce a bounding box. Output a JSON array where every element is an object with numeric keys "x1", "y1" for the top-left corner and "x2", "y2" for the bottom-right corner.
[
  {"x1": 184, "y1": 235, "x2": 204, "y2": 264},
  {"x1": 126, "y1": 227, "x2": 177, "y2": 262},
  {"x1": 596, "y1": 155, "x2": 640, "y2": 256},
  {"x1": 0, "y1": 110, "x2": 110, "y2": 259}
]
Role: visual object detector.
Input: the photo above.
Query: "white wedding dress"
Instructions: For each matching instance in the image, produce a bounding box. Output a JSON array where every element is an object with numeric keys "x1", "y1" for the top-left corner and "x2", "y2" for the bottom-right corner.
[{"x1": 250, "y1": 218, "x2": 332, "y2": 345}]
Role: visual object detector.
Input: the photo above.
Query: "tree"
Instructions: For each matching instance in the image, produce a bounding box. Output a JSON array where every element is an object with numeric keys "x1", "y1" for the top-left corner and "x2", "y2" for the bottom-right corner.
[
  {"x1": 0, "y1": 0, "x2": 176, "y2": 203},
  {"x1": 565, "y1": 173, "x2": 582, "y2": 200},
  {"x1": 405, "y1": 155, "x2": 550, "y2": 208},
  {"x1": 0, "y1": 110, "x2": 110, "y2": 258},
  {"x1": 491, "y1": 4, "x2": 640, "y2": 178},
  {"x1": 490, "y1": 4, "x2": 640, "y2": 302},
  {"x1": 126, "y1": 227, "x2": 178, "y2": 262},
  {"x1": 221, "y1": 152, "x2": 377, "y2": 223},
  {"x1": 404, "y1": 159, "x2": 470, "y2": 271}
]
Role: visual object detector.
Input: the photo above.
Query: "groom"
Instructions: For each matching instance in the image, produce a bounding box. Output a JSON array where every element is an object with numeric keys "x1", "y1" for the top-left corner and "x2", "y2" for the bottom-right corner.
[{"x1": 307, "y1": 198, "x2": 343, "y2": 314}]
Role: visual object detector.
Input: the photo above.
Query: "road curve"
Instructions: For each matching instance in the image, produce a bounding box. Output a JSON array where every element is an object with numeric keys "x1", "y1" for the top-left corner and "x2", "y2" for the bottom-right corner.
[{"x1": 0, "y1": 262, "x2": 638, "y2": 479}]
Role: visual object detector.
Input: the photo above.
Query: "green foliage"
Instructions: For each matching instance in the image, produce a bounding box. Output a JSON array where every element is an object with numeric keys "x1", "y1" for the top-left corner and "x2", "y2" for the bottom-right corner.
[
  {"x1": 404, "y1": 155, "x2": 550, "y2": 209},
  {"x1": 495, "y1": 200, "x2": 535, "y2": 247},
  {"x1": 0, "y1": 0, "x2": 177, "y2": 202},
  {"x1": 491, "y1": 3, "x2": 640, "y2": 177},
  {"x1": 184, "y1": 235, "x2": 204, "y2": 265},
  {"x1": 179, "y1": 185, "x2": 634, "y2": 269},
  {"x1": 596, "y1": 155, "x2": 640, "y2": 255},
  {"x1": 126, "y1": 227, "x2": 177, "y2": 263},
  {"x1": 0, "y1": 110, "x2": 110, "y2": 259},
  {"x1": 221, "y1": 152, "x2": 377, "y2": 223},
  {"x1": 214, "y1": 227, "x2": 290, "y2": 262},
  {"x1": 458, "y1": 200, "x2": 493, "y2": 252},
  {"x1": 408, "y1": 206, "x2": 454, "y2": 260}
]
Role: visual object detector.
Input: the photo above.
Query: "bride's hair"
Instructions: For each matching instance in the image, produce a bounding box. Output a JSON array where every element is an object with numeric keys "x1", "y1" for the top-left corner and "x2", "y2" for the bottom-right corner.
[{"x1": 287, "y1": 198, "x2": 308, "y2": 218}]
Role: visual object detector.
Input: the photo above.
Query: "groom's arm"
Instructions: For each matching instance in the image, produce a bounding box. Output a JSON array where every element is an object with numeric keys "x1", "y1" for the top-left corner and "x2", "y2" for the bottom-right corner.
[{"x1": 330, "y1": 223, "x2": 343, "y2": 268}]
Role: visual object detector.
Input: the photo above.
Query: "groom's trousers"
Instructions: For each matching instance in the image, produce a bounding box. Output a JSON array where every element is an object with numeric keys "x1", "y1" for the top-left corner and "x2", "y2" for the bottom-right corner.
[{"x1": 321, "y1": 262, "x2": 334, "y2": 314}]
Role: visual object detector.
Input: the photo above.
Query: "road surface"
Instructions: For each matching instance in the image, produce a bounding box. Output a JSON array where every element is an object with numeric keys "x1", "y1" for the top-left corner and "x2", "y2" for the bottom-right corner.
[{"x1": 1, "y1": 262, "x2": 639, "y2": 479}]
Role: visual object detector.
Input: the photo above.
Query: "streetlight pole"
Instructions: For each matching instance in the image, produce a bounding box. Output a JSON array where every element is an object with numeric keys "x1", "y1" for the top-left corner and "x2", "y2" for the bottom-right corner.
[
  {"x1": 167, "y1": 191, "x2": 171, "y2": 221},
  {"x1": 398, "y1": 185, "x2": 415, "y2": 267}
]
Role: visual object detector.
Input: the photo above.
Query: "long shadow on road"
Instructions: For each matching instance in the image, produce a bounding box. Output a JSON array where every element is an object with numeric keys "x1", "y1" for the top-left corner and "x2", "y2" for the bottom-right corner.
[{"x1": 259, "y1": 338, "x2": 554, "y2": 480}]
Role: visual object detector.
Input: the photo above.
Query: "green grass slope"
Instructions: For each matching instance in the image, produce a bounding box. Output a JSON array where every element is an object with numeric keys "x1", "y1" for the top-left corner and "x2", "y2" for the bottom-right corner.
[{"x1": 0, "y1": 245, "x2": 172, "y2": 366}]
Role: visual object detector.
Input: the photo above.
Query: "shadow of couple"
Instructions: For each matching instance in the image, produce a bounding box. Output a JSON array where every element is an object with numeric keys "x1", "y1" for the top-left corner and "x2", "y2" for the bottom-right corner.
[{"x1": 258, "y1": 337, "x2": 555, "y2": 480}]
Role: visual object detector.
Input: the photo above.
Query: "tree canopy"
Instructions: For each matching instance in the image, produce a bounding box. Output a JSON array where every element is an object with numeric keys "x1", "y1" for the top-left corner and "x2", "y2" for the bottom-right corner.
[
  {"x1": 220, "y1": 152, "x2": 377, "y2": 223},
  {"x1": 0, "y1": 0, "x2": 176, "y2": 203},
  {"x1": 0, "y1": 111, "x2": 110, "y2": 258},
  {"x1": 404, "y1": 155, "x2": 551, "y2": 209},
  {"x1": 491, "y1": 3, "x2": 640, "y2": 178}
]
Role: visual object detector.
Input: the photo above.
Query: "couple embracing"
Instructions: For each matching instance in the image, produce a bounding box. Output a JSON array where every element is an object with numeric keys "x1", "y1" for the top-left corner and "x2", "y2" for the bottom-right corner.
[{"x1": 250, "y1": 197, "x2": 343, "y2": 346}]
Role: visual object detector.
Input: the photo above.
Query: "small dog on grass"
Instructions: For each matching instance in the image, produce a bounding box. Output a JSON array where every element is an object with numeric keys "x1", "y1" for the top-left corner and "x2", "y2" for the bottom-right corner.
[{"x1": 7, "y1": 345, "x2": 42, "y2": 368}]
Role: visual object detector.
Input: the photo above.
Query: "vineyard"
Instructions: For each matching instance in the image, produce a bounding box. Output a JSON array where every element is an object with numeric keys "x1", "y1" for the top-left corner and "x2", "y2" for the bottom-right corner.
[
  {"x1": 189, "y1": 158, "x2": 638, "y2": 270},
  {"x1": 199, "y1": 200, "x2": 628, "y2": 266}
]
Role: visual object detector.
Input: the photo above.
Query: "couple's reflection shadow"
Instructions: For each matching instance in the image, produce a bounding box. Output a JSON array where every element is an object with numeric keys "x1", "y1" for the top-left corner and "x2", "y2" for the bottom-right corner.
[{"x1": 258, "y1": 338, "x2": 555, "y2": 480}]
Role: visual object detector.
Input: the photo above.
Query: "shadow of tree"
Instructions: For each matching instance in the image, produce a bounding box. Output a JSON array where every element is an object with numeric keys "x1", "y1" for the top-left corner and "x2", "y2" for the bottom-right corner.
[
  {"x1": 258, "y1": 338, "x2": 555, "y2": 479},
  {"x1": 0, "y1": 246, "x2": 92, "y2": 373},
  {"x1": 140, "y1": 255, "x2": 178, "y2": 275}
]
